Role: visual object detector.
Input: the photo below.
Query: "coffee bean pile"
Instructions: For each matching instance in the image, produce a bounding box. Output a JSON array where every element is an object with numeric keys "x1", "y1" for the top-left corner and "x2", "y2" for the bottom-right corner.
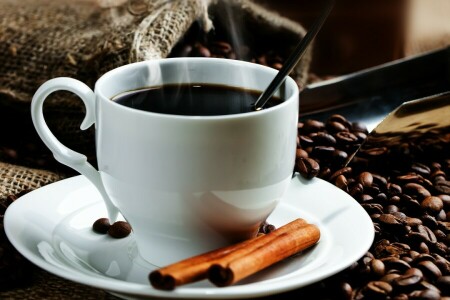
[
  {"x1": 170, "y1": 39, "x2": 285, "y2": 71},
  {"x1": 0, "y1": 192, "x2": 35, "y2": 291},
  {"x1": 290, "y1": 115, "x2": 450, "y2": 300},
  {"x1": 169, "y1": 22, "x2": 287, "y2": 73}
]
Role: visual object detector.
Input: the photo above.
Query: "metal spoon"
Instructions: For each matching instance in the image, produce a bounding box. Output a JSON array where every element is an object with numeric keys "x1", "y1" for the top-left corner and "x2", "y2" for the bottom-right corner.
[
  {"x1": 253, "y1": 0, "x2": 335, "y2": 111},
  {"x1": 345, "y1": 91, "x2": 450, "y2": 167}
]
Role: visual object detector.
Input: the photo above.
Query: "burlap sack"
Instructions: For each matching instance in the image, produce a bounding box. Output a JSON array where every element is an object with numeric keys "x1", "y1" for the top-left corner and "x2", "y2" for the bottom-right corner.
[
  {"x1": 0, "y1": 0, "x2": 310, "y2": 165},
  {"x1": 0, "y1": 162, "x2": 63, "y2": 292},
  {"x1": 0, "y1": 162, "x2": 62, "y2": 200}
]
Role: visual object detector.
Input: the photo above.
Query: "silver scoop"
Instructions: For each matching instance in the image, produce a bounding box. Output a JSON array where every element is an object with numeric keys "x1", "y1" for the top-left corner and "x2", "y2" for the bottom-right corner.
[{"x1": 347, "y1": 91, "x2": 450, "y2": 167}]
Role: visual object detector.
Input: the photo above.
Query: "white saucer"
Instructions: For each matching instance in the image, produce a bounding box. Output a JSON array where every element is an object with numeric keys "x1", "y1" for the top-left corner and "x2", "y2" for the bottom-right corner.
[{"x1": 5, "y1": 174, "x2": 374, "y2": 299}]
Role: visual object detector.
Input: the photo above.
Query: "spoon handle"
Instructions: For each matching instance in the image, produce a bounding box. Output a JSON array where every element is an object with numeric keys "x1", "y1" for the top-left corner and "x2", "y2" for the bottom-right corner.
[{"x1": 253, "y1": 0, "x2": 334, "y2": 111}]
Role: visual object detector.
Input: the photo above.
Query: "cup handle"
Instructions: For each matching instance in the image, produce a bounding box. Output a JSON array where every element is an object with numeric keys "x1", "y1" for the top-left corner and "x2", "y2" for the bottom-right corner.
[{"x1": 31, "y1": 77, "x2": 119, "y2": 222}]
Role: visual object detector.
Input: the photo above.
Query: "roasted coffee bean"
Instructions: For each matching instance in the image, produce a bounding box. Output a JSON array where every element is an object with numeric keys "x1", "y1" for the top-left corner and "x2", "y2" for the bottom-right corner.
[
  {"x1": 403, "y1": 183, "x2": 431, "y2": 200},
  {"x1": 436, "y1": 209, "x2": 446, "y2": 221},
  {"x1": 335, "y1": 174, "x2": 348, "y2": 191},
  {"x1": 332, "y1": 149, "x2": 349, "y2": 165},
  {"x1": 108, "y1": 221, "x2": 132, "y2": 239},
  {"x1": 380, "y1": 273, "x2": 402, "y2": 284},
  {"x1": 335, "y1": 131, "x2": 359, "y2": 144},
  {"x1": 437, "y1": 194, "x2": 450, "y2": 209},
  {"x1": 326, "y1": 120, "x2": 348, "y2": 133},
  {"x1": 410, "y1": 250, "x2": 421, "y2": 259},
  {"x1": 421, "y1": 215, "x2": 438, "y2": 230},
  {"x1": 403, "y1": 196, "x2": 422, "y2": 213},
  {"x1": 418, "y1": 281, "x2": 441, "y2": 293},
  {"x1": 412, "y1": 254, "x2": 436, "y2": 265},
  {"x1": 416, "y1": 225, "x2": 438, "y2": 244},
  {"x1": 295, "y1": 158, "x2": 320, "y2": 179},
  {"x1": 379, "y1": 214, "x2": 405, "y2": 227},
  {"x1": 408, "y1": 289, "x2": 440, "y2": 300},
  {"x1": 431, "y1": 241, "x2": 448, "y2": 256},
  {"x1": 416, "y1": 261, "x2": 442, "y2": 281},
  {"x1": 358, "y1": 172, "x2": 373, "y2": 187},
  {"x1": 329, "y1": 167, "x2": 353, "y2": 182},
  {"x1": 375, "y1": 192, "x2": 387, "y2": 203},
  {"x1": 411, "y1": 163, "x2": 431, "y2": 177},
  {"x1": 302, "y1": 119, "x2": 325, "y2": 133},
  {"x1": 431, "y1": 170, "x2": 446, "y2": 181},
  {"x1": 337, "y1": 282, "x2": 353, "y2": 300},
  {"x1": 437, "y1": 221, "x2": 450, "y2": 233},
  {"x1": 360, "y1": 146, "x2": 388, "y2": 157},
  {"x1": 388, "y1": 183, "x2": 403, "y2": 196},
  {"x1": 384, "y1": 243, "x2": 410, "y2": 257},
  {"x1": 363, "y1": 203, "x2": 384, "y2": 215},
  {"x1": 389, "y1": 195, "x2": 402, "y2": 205},
  {"x1": 360, "y1": 194, "x2": 374, "y2": 203},
  {"x1": 406, "y1": 217, "x2": 423, "y2": 227},
  {"x1": 328, "y1": 114, "x2": 351, "y2": 128},
  {"x1": 92, "y1": 218, "x2": 110, "y2": 234},
  {"x1": 397, "y1": 173, "x2": 425, "y2": 184},
  {"x1": 434, "y1": 233, "x2": 449, "y2": 248},
  {"x1": 372, "y1": 173, "x2": 387, "y2": 190},
  {"x1": 363, "y1": 281, "x2": 393, "y2": 297},
  {"x1": 370, "y1": 259, "x2": 386, "y2": 277},
  {"x1": 310, "y1": 132, "x2": 336, "y2": 145},
  {"x1": 382, "y1": 257, "x2": 411, "y2": 272},
  {"x1": 296, "y1": 148, "x2": 309, "y2": 159},
  {"x1": 319, "y1": 166, "x2": 332, "y2": 179},
  {"x1": 392, "y1": 274, "x2": 422, "y2": 291},
  {"x1": 419, "y1": 242, "x2": 430, "y2": 254},
  {"x1": 421, "y1": 196, "x2": 444, "y2": 214},
  {"x1": 311, "y1": 146, "x2": 336, "y2": 159},
  {"x1": 435, "y1": 180, "x2": 450, "y2": 194},
  {"x1": 436, "y1": 276, "x2": 450, "y2": 295},
  {"x1": 298, "y1": 135, "x2": 314, "y2": 148},
  {"x1": 349, "y1": 182, "x2": 364, "y2": 198},
  {"x1": 405, "y1": 268, "x2": 425, "y2": 278},
  {"x1": 392, "y1": 211, "x2": 407, "y2": 221},
  {"x1": 259, "y1": 222, "x2": 276, "y2": 234},
  {"x1": 392, "y1": 294, "x2": 409, "y2": 300},
  {"x1": 385, "y1": 204, "x2": 400, "y2": 214},
  {"x1": 296, "y1": 157, "x2": 320, "y2": 179}
]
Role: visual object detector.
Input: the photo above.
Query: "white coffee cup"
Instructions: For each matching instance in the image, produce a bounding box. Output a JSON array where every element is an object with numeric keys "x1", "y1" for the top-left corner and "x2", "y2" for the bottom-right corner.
[{"x1": 31, "y1": 58, "x2": 299, "y2": 266}]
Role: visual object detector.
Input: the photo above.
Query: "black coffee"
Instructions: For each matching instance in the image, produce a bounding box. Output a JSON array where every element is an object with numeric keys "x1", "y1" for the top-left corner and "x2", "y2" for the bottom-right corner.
[{"x1": 112, "y1": 83, "x2": 282, "y2": 116}]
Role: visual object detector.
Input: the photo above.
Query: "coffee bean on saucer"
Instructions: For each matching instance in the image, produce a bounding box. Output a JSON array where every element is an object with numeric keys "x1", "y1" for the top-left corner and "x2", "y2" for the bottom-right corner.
[
  {"x1": 92, "y1": 218, "x2": 110, "y2": 234},
  {"x1": 108, "y1": 221, "x2": 132, "y2": 238}
]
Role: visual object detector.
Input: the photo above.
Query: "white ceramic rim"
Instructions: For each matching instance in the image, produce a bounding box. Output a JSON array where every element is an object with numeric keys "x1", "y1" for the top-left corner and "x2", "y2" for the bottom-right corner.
[{"x1": 94, "y1": 57, "x2": 299, "y2": 120}]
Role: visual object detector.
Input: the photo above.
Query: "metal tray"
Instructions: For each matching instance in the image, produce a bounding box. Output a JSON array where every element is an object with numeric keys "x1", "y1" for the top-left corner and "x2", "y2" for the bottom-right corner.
[{"x1": 299, "y1": 46, "x2": 450, "y2": 130}]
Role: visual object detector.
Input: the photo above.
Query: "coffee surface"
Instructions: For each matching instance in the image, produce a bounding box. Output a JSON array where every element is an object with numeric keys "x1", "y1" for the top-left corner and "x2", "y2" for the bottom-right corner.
[{"x1": 112, "y1": 84, "x2": 282, "y2": 116}]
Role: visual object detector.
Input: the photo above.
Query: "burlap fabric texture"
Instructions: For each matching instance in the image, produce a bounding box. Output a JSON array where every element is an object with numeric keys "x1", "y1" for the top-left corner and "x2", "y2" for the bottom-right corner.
[
  {"x1": 0, "y1": 0, "x2": 310, "y2": 163},
  {"x1": 0, "y1": 162, "x2": 63, "y2": 294},
  {"x1": 0, "y1": 162, "x2": 62, "y2": 200}
]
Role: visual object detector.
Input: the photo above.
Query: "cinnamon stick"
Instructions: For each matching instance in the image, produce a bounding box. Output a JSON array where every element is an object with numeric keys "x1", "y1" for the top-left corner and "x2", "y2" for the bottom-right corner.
[
  {"x1": 149, "y1": 218, "x2": 308, "y2": 290},
  {"x1": 208, "y1": 223, "x2": 320, "y2": 287}
]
